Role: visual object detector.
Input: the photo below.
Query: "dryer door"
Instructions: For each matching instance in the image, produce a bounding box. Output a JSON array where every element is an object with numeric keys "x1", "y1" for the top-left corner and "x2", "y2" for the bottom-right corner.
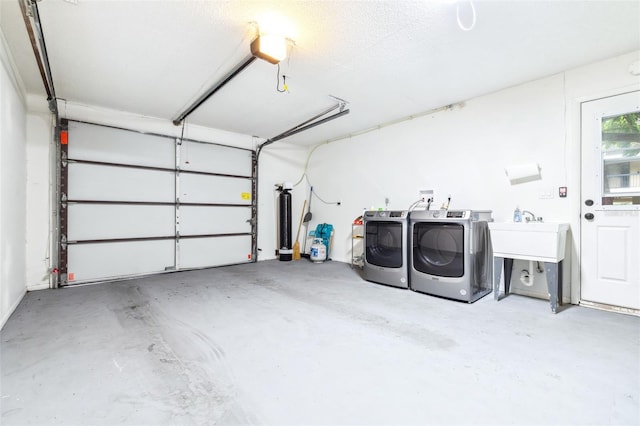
[
  {"x1": 413, "y1": 222, "x2": 464, "y2": 277},
  {"x1": 365, "y1": 221, "x2": 403, "y2": 268}
]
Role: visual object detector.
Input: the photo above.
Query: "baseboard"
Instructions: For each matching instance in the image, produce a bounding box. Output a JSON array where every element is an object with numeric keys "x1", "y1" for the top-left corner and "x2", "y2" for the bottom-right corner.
[
  {"x1": 0, "y1": 288, "x2": 27, "y2": 331},
  {"x1": 27, "y1": 283, "x2": 49, "y2": 291}
]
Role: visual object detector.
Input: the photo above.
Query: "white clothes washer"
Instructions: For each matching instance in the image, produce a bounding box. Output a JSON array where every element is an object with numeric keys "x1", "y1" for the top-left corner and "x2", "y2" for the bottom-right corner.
[
  {"x1": 409, "y1": 209, "x2": 492, "y2": 302},
  {"x1": 362, "y1": 210, "x2": 409, "y2": 289}
]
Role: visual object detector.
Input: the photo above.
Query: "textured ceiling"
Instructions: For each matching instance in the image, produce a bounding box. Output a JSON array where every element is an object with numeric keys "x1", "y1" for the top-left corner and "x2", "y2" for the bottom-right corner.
[{"x1": 2, "y1": 0, "x2": 639, "y2": 145}]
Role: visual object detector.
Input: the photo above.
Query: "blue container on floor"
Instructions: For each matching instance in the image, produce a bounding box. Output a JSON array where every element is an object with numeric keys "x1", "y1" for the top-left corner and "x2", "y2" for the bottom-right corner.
[{"x1": 314, "y1": 223, "x2": 333, "y2": 257}]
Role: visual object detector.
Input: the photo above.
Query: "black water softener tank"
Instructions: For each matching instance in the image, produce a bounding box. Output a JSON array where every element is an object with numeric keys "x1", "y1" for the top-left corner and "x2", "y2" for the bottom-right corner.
[{"x1": 277, "y1": 185, "x2": 293, "y2": 261}]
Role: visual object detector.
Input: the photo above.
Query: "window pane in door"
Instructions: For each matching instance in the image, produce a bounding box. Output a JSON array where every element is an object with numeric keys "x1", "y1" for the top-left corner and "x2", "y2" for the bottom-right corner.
[{"x1": 601, "y1": 112, "x2": 640, "y2": 206}]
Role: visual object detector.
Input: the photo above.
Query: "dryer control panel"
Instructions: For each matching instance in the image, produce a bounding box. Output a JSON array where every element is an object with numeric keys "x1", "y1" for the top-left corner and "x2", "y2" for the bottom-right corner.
[
  {"x1": 446, "y1": 210, "x2": 467, "y2": 218},
  {"x1": 424, "y1": 209, "x2": 469, "y2": 219}
]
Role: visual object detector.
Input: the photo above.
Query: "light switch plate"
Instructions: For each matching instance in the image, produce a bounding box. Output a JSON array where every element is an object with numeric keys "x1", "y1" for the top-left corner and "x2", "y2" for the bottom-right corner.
[{"x1": 559, "y1": 186, "x2": 567, "y2": 198}]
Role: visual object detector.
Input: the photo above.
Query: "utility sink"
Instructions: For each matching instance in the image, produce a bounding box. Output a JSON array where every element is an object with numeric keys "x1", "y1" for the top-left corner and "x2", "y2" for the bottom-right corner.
[{"x1": 488, "y1": 222, "x2": 570, "y2": 262}]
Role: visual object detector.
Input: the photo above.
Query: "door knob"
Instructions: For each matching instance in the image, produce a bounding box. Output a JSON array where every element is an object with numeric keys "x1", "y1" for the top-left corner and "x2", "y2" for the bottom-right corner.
[{"x1": 585, "y1": 213, "x2": 595, "y2": 220}]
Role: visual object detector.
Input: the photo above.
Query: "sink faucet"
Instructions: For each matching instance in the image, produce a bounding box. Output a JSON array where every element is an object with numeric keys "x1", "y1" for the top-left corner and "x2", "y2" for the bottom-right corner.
[{"x1": 522, "y1": 210, "x2": 542, "y2": 222}]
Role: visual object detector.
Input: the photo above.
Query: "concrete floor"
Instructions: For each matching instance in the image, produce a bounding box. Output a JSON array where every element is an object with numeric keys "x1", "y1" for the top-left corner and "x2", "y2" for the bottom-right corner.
[{"x1": 1, "y1": 260, "x2": 639, "y2": 425}]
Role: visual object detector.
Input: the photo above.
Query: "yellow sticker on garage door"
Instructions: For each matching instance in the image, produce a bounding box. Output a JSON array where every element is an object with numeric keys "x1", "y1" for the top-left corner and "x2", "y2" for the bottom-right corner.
[{"x1": 241, "y1": 192, "x2": 251, "y2": 200}]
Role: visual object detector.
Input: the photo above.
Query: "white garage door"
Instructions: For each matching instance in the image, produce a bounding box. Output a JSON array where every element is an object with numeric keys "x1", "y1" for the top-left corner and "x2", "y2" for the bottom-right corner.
[{"x1": 58, "y1": 120, "x2": 255, "y2": 285}]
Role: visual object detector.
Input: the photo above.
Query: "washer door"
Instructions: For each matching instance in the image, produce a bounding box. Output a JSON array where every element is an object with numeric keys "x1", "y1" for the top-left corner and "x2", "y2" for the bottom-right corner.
[
  {"x1": 365, "y1": 221, "x2": 403, "y2": 268},
  {"x1": 413, "y1": 222, "x2": 464, "y2": 277}
]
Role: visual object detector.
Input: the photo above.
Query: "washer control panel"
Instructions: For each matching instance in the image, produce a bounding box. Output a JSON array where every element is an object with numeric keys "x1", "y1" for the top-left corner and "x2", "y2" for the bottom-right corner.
[
  {"x1": 446, "y1": 210, "x2": 467, "y2": 219},
  {"x1": 389, "y1": 211, "x2": 407, "y2": 218},
  {"x1": 364, "y1": 210, "x2": 408, "y2": 219}
]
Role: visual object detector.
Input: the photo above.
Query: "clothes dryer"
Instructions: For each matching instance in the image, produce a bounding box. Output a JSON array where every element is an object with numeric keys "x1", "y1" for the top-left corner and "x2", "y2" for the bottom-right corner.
[
  {"x1": 409, "y1": 209, "x2": 492, "y2": 302},
  {"x1": 363, "y1": 210, "x2": 409, "y2": 288}
]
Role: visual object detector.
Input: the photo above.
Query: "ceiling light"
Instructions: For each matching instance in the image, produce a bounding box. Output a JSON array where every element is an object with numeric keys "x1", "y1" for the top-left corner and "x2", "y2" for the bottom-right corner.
[{"x1": 251, "y1": 34, "x2": 287, "y2": 64}]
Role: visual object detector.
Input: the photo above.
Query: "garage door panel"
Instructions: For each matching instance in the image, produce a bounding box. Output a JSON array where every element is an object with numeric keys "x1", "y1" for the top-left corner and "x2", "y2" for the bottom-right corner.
[
  {"x1": 67, "y1": 240, "x2": 175, "y2": 283},
  {"x1": 179, "y1": 236, "x2": 252, "y2": 269},
  {"x1": 180, "y1": 206, "x2": 251, "y2": 235},
  {"x1": 62, "y1": 120, "x2": 254, "y2": 285},
  {"x1": 67, "y1": 122, "x2": 174, "y2": 168},
  {"x1": 68, "y1": 163, "x2": 175, "y2": 202},
  {"x1": 180, "y1": 174, "x2": 252, "y2": 204},
  {"x1": 181, "y1": 141, "x2": 252, "y2": 175},
  {"x1": 68, "y1": 204, "x2": 175, "y2": 240}
]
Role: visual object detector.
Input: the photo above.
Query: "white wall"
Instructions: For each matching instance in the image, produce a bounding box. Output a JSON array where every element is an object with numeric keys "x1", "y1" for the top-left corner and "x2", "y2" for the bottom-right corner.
[
  {"x1": 0, "y1": 31, "x2": 27, "y2": 328},
  {"x1": 25, "y1": 102, "x2": 53, "y2": 291},
  {"x1": 305, "y1": 50, "x2": 640, "y2": 304},
  {"x1": 58, "y1": 101, "x2": 256, "y2": 151}
]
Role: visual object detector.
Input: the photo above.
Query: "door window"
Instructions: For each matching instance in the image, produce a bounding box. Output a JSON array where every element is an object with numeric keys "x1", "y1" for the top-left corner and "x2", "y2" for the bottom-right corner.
[{"x1": 600, "y1": 112, "x2": 640, "y2": 207}]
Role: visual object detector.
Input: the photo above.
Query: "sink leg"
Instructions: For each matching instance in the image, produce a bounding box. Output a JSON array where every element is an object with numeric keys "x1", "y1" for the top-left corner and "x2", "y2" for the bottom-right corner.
[
  {"x1": 504, "y1": 258, "x2": 514, "y2": 296},
  {"x1": 494, "y1": 257, "x2": 514, "y2": 301},
  {"x1": 544, "y1": 261, "x2": 561, "y2": 314},
  {"x1": 493, "y1": 257, "x2": 503, "y2": 300},
  {"x1": 558, "y1": 261, "x2": 563, "y2": 304}
]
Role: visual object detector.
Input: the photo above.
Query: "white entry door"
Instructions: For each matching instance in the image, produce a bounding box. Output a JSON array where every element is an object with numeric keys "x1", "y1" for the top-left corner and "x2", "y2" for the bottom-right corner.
[{"x1": 581, "y1": 91, "x2": 640, "y2": 310}]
